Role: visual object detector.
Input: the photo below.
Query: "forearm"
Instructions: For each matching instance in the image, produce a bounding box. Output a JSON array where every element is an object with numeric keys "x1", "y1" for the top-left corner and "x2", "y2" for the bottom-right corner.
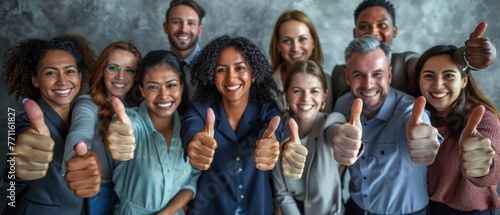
[{"x1": 157, "y1": 189, "x2": 193, "y2": 215}]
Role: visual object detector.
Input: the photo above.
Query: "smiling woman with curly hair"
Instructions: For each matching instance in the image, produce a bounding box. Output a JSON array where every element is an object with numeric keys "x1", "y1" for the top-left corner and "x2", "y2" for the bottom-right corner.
[
  {"x1": 2, "y1": 34, "x2": 96, "y2": 215},
  {"x1": 190, "y1": 35, "x2": 277, "y2": 104},
  {"x1": 181, "y1": 35, "x2": 283, "y2": 215}
]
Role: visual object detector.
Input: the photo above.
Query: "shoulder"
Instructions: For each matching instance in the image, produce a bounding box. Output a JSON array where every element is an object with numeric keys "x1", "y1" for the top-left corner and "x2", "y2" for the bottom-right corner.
[
  {"x1": 334, "y1": 93, "x2": 354, "y2": 115},
  {"x1": 324, "y1": 112, "x2": 347, "y2": 128}
]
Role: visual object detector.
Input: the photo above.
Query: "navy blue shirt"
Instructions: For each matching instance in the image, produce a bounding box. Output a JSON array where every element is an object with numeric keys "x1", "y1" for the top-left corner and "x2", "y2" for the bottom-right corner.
[{"x1": 181, "y1": 101, "x2": 282, "y2": 215}]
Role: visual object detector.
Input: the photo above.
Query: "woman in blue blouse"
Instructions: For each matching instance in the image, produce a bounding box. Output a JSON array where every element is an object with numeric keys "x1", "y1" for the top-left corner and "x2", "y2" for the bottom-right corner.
[
  {"x1": 181, "y1": 35, "x2": 283, "y2": 215},
  {"x1": 106, "y1": 50, "x2": 200, "y2": 215}
]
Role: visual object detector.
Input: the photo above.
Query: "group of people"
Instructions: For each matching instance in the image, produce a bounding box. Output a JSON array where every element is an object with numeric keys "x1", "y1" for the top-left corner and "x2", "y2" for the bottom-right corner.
[{"x1": 1, "y1": 0, "x2": 499, "y2": 215}]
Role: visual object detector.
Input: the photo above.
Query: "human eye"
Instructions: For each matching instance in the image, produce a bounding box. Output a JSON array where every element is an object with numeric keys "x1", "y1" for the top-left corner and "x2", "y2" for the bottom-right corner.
[
  {"x1": 147, "y1": 85, "x2": 159, "y2": 90},
  {"x1": 443, "y1": 73, "x2": 456, "y2": 79},
  {"x1": 377, "y1": 23, "x2": 388, "y2": 29},
  {"x1": 45, "y1": 71, "x2": 57, "y2": 76},
  {"x1": 358, "y1": 24, "x2": 370, "y2": 30},
  {"x1": 422, "y1": 72, "x2": 434, "y2": 79},
  {"x1": 125, "y1": 67, "x2": 136, "y2": 76},
  {"x1": 292, "y1": 88, "x2": 302, "y2": 94},
  {"x1": 353, "y1": 73, "x2": 364, "y2": 78},
  {"x1": 373, "y1": 72, "x2": 383, "y2": 78},
  {"x1": 282, "y1": 38, "x2": 291, "y2": 44},
  {"x1": 216, "y1": 67, "x2": 226, "y2": 73},
  {"x1": 299, "y1": 37, "x2": 308, "y2": 43},
  {"x1": 236, "y1": 65, "x2": 246, "y2": 71},
  {"x1": 167, "y1": 82, "x2": 178, "y2": 88},
  {"x1": 107, "y1": 65, "x2": 120, "y2": 73},
  {"x1": 66, "y1": 69, "x2": 77, "y2": 75}
]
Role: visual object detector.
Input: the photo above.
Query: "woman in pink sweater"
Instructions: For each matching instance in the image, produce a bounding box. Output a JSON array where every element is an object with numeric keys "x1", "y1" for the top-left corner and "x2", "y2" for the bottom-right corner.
[{"x1": 411, "y1": 44, "x2": 500, "y2": 214}]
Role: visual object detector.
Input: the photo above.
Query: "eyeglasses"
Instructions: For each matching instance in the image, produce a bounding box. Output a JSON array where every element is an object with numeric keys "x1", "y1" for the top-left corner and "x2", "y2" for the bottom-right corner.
[{"x1": 106, "y1": 64, "x2": 136, "y2": 76}]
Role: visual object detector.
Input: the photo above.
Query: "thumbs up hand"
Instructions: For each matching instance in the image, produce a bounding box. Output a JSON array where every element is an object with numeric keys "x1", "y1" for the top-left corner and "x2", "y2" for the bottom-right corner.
[
  {"x1": 106, "y1": 97, "x2": 135, "y2": 161},
  {"x1": 333, "y1": 98, "x2": 363, "y2": 166},
  {"x1": 187, "y1": 108, "x2": 217, "y2": 170},
  {"x1": 255, "y1": 116, "x2": 281, "y2": 171},
  {"x1": 14, "y1": 98, "x2": 55, "y2": 181},
  {"x1": 406, "y1": 96, "x2": 440, "y2": 165},
  {"x1": 464, "y1": 22, "x2": 496, "y2": 70},
  {"x1": 64, "y1": 142, "x2": 101, "y2": 198},
  {"x1": 460, "y1": 105, "x2": 495, "y2": 178},
  {"x1": 281, "y1": 118, "x2": 308, "y2": 179}
]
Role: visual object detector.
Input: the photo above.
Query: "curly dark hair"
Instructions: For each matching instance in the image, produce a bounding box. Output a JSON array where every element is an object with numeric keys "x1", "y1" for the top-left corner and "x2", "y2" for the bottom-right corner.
[
  {"x1": 2, "y1": 34, "x2": 96, "y2": 101},
  {"x1": 190, "y1": 35, "x2": 277, "y2": 105},
  {"x1": 354, "y1": 0, "x2": 396, "y2": 26}
]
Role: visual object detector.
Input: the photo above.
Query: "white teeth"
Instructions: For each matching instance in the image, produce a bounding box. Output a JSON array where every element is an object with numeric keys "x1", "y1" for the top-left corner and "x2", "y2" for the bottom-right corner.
[
  {"x1": 157, "y1": 103, "x2": 173, "y2": 108},
  {"x1": 54, "y1": 89, "x2": 71, "y2": 94},
  {"x1": 361, "y1": 91, "x2": 376, "y2": 97},
  {"x1": 226, "y1": 85, "x2": 241, "y2": 90},
  {"x1": 113, "y1": 83, "x2": 125, "y2": 88},
  {"x1": 300, "y1": 105, "x2": 313, "y2": 110},
  {"x1": 432, "y1": 93, "x2": 447, "y2": 98},
  {"x1": 178, "y1": 36, "x2": 189, "y2": 40},
  {"x1": 290, "y1": 53, "x2": 303, "y2": 59}
]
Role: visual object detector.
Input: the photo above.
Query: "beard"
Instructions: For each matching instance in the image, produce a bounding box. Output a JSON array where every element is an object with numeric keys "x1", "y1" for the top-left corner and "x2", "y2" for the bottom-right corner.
[{"x1": 168, "y1": 33, "x2": 198, "y2": 52}]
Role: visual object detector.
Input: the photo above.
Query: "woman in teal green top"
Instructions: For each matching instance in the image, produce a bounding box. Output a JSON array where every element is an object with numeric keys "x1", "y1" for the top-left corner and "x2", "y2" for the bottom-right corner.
[{"x1": 110, "y1": 50, "x2": 200, "y2": 214}]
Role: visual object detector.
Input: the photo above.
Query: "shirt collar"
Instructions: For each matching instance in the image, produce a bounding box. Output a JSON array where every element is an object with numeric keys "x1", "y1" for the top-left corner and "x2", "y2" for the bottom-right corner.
[{"x1": 183, "y1": 44, "x2": 201, "y2": 65}]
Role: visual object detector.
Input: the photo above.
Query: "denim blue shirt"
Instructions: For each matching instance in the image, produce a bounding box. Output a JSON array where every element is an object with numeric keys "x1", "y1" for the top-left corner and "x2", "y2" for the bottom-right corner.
[
  {"x1": 181, "y1": 101, "x2": 283, "y2": 215},
  {"x1": 334, "y1": 88, "x2": 435, "y2": 214},
  {"x1": 113, "y1": 102, "x2": 200, "y2": 215}
]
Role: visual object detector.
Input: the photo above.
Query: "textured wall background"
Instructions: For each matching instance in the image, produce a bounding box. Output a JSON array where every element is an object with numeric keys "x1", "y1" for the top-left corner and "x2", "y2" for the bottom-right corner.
[{"x1": 1, "y1": 0, "x2": 499, "y2": 211}]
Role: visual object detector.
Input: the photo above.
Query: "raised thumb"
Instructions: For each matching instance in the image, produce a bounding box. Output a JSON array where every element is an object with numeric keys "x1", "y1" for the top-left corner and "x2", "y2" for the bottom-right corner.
[
  {"x1": 461, "y1": 105, "x2": 485, "y2": 141},
  {"x1": 204, "y1": 108, "x2": 215, "y2": 137},
  {"x1": 23, "y1": 98, "x2": 51, "y2": 137},
  {"x1": 262, "y1": 116, "x2": 281, "y2": 139},
  {"x1": 408, "y1": 96, "x2": 426, "y2": 128},
  {"x1": 470, "y1": 22, "x2": 487, "y2": 39},
  {"x1": 110, "y1": 97, "x2": 131, "y2": 126},
  {"x1": 288, "y1": 118, "x2": 300, "y2": 143},
  {"x1": 74, "y1": 141, "x2": 88, "y2": 157},
  {"x1": 348, "y1": 98, "x2": 363, "y2": 129}
]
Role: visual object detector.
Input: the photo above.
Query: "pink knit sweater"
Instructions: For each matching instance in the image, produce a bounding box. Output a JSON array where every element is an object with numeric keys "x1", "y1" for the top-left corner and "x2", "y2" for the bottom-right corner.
[{"x1": 428, "y1": 107, "x2": 500, "y2": 211}]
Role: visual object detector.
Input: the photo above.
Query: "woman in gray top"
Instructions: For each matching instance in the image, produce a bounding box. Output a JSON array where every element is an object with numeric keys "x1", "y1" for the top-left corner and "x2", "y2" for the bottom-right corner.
[{"x1": 63, "y1": 41, "x2": 142, "y2": 215}]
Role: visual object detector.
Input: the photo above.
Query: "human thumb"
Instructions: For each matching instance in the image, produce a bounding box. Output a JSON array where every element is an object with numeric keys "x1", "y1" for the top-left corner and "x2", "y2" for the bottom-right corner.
[
  {"x1": 288, "y1": 118, "x2": 300, "y2": 143},
  {"x1": 470, "y1": 22, "x2": 487, "y2": 39},
  {"x1": 110, "y1": 97, "x2": 131, "y2": 126},
  {"x1": 204, "y1": 108, "x2": 215, "y2": 138},
  {"x1": 23, "y1": 98, "x2": 51, "y2": 137},
  {"x1": 262, "y1": 116, "x2": 281, "y2": 139},
  {"x1": 348, "y1": 98, "x2": 363, "y2": 130},
  {"x1": 74, "y1": 141, "x2": 88, "y2": 157},
  {"x1": 408, "y1": 96, "x2": 426, "y2": 128},
  {"x1": 460, "y1": 105, "x2": 485, "y2": 144}
]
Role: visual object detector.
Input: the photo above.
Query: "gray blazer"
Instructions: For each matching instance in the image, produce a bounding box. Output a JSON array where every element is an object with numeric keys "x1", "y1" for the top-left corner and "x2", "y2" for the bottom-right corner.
[{"x1": 273, "y1": 112, "x2": 346, "y2": 215}]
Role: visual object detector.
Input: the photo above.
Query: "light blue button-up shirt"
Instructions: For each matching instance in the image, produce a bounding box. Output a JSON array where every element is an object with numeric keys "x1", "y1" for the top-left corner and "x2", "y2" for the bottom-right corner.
[
  {"x1": 334, "y1": 88, "x2": 435, "y2": 214},
  {"x1": 113, "y1": 102, "x2": 200, "y2": 215}
]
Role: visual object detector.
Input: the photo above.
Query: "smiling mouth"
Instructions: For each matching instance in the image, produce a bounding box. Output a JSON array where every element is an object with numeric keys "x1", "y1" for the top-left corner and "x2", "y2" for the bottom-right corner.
[
  {"x1": 289, "y1": 53, "x2": 304, "y2": 60},
  {"x1": 360, "y1": 90, "x2": 377, "y2": 97},
  {"x1": 226, "y1": 85, "x2": 242, "y2": 91},
  {"x1": 54, "y1": 89, "x2": 71, "y2": 95},
  {"x1": 177, "y1": 35, "x2": 190, "y2": 41},
  {"x1": 299, "y1": 105, "x2": 313, "y2": 111},
  {"x1": 113, "y1": 83, "x2": 126, "y2": 88},
  {"x1": 431, "y1": 92, "x2": 448, "y2": 98},
  {"x1": 157, "y1": 102, "x2": 173, "y2": 108}
]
